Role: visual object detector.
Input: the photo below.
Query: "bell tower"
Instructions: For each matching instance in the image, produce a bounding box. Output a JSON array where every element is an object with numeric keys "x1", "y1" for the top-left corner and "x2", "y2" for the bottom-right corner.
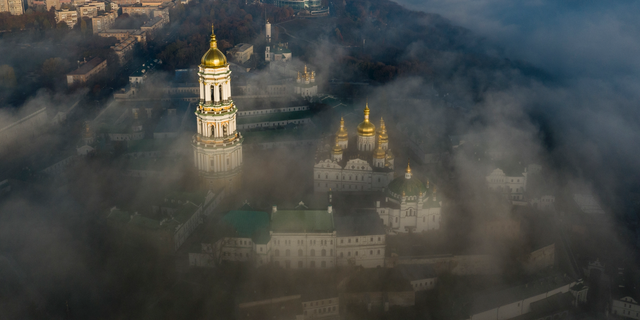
[{"x1": 192, "y1": 26, "x2": 243, "y2": 192}]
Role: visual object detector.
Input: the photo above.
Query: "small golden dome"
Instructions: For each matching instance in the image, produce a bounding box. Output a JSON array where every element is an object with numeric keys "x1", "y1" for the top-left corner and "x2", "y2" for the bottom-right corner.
[
  {"x1": 357, "y1": 102, "x2": 376, "y2": 136},
  {"x1": 201, "y1": 26, "x2": 227, "y2": 68},
  {"x1": 336, "y1": 117, "x2": 348, "y2": 141},
  {"x1": 373, "y1": 145, "x2": 386, "y2": 159},
  {"x1": 377, "y1": 117, "x2": 388, "y2": 143},
  {"x1": 331, "y1": 138, "x2": 343, "y2": 154}
]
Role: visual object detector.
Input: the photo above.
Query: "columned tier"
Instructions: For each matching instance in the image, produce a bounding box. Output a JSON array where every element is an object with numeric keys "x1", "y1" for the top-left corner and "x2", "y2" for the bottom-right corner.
[
  {"x1": 193, "y1": 133, "x2": 243, "y2": 148},
  {"x1": 198, "y1": 102, "x2": 236, "y2": 114}
]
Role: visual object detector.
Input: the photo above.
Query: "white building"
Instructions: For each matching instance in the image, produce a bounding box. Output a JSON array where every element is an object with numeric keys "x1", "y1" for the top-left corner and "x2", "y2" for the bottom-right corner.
[
  {"x1": 295, "y1": 65, "x2": 318, "y2": 98},
  {"x1": 486, "y1": 167, "x2": 528, "y2": 201},
  {"x1": 193, "y1": 27, "x2": 243, "y2": 192},
  {"x1": 313, "y1": 105, "x2": 395, "y2": 193},
  {"x1": 334, "y1": 210, "x2": 386, "y2": 268},
  {"x1": 203, "y1": 202, "x2": 386, "y2": 269},
  {"x1": 55, "y1": 9, "x2": 78, "y2": 26},
  {"x1": 302, "y1": 294, "x2": 339, "y2": 319},
  {"x1": 376, "y1": 163, "x2": 441, "y2": 234},
  {"x1": 0, "y1": 0, "x2": 24, "y2": 15},
  {"x1": 228, "y1": 43, "x2": 253, "y2": 64}
]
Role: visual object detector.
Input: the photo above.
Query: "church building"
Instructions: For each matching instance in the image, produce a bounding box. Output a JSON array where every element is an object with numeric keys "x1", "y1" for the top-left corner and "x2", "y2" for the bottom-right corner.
[
  {"x1": 192, "y1": 27, "x2": 243, "y2": 191},
  {"x1": 313, "y1": 103, "x2": 395, "y2": 193},
  {"x1": 375, "y1": 163, "x2": 442, "y2": 233}
]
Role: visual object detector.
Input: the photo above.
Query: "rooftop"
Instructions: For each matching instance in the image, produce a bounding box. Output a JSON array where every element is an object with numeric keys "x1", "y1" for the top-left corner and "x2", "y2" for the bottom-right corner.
[
  {"x1": 470, "y1": 273, "x2": 575, "y2": 315},
  {"x1": 68, "y1": 57, "x2": 105, "y2": 75},
  {"x1": 220, "y1": 206, "x2": 270, "y2": 243},
  {"x1": 334, "y1": 210, "x2": 385, "y2": 237},
  {"x1": 271, "y1": 205, "x2": 334, "y2": 233}
]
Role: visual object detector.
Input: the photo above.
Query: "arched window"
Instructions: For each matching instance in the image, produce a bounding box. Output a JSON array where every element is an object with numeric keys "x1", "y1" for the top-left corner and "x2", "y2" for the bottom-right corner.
[
  {"x1": 310, "y1": 249, "x2": 315, "y2": 257},
  {"x1": 275, "y1": 249, "x2": 280, "y2": 257},
  {"x1": 286, "y1": 249, "x2": 290, "y2": 256},
  {"x1": 321, "y1": 249, "x2": 326, "y2": 256}
]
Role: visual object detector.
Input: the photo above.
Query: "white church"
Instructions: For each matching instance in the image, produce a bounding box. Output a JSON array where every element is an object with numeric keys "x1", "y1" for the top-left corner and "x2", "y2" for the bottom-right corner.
[
  {"x1": 375, "y1": 163, "x2": 442, "y2": 234},
  {"x1": 313, "y1": 103, "x2": 395, "y2": 193}
]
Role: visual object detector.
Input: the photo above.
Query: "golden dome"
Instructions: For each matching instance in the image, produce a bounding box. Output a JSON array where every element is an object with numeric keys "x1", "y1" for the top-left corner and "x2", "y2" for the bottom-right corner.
[
  {"x1": 373, "y1": 144, "x2": 386, "y2": 159},
  {"x1": 336, "y1": 117, "x2": 348, "y2": 141},
  {"x1": 357, "y1": 102, "x2": 376, "y2": 136},
  {"x1": 331, "y1": 138, "x2": 343, "y2": 154},
  {"x1": 201, "y1": 26, "x2": 227, "y2": 68},
  {"x1": 377, "y1": 117, "x2": 388, "y2": 143}
]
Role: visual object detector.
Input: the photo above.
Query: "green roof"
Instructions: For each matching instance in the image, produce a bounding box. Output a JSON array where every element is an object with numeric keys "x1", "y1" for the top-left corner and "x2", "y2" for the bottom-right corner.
[
  {"x1": 271, "y1": 209, "x2": 334, "y2": 233},
  {"x1": 220, "y1": 209, "x2": 271, "y2": 243},
  {"x1": 237, "y1": 110, "x2": 313, "y2": 125},
  {"x1": 387, "y1": 174, "x2": 427, "y2": 200},
  {"x1": 242, "y1": 127, "x2": 320, "y2": 144}
]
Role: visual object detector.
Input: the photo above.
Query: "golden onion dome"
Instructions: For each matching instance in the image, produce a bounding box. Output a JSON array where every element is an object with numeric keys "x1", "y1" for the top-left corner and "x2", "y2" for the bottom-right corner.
[
  {"x1": 377, "y1": 117, "x2": 388, "y2": 143},
  {"x1": 336, "y1": 117, "x2": 348, "y2": 141},
  {"x1": 331, "y1": 138, "x2": 343, "y2": 154},
  {"x1": 201, "y1": 26, "x2": 228, "y2": 68},
  {"x1": 357, "y1": 102, "x2": 376, "y2": 136}
]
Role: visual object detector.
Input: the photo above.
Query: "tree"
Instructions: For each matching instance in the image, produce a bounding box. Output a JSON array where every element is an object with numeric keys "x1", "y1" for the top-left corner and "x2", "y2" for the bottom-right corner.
[
  {"x1": 80, "y1": 18, "x2": 88, "y2": 35},
  {"x1": 56, "y1": 21, "x2": 68, "y2": 29},
  {"x1": 41, "y1": 57, "x2": 70, "y2": 86}
]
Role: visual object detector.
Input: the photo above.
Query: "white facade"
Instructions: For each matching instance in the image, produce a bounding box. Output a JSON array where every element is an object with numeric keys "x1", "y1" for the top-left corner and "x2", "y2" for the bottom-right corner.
[
  {"x1": 486, "y1": 168, "x2": 528, "y2": 201},
  {"x1": 302, "y1": 297, "x2": 339, "y2": 319},
  {"x1": 314, "y1": 159, "x2": 393, "y2": 193},
  {"x1": 313, "y1": 105, "x2": 395, "y2": 193},
  {"x1": 295, "y1": 66, "x2": 318, "y2": 98},
  {"x1": 376, "y1": 167, "x2": 441, "y2": 234},
  {"x1": 612, "y1": 297, "x2": 640, "y2": 319},
  {"x1": 192, "y1": 28, "x2": 243, "y2": 191},
  {"x1": 336, "y1": 234, "x2": 385, "y2": 268}
]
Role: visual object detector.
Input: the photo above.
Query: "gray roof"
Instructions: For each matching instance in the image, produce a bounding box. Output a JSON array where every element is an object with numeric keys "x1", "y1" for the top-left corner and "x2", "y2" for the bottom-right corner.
[
  {"x1": 470, "y1": 273, "x2": 574, "y2": 315},
  {"x1": 334, "y1": 210, "x2": 385, "y2": 237},
  {"x1": 396, "y1": 264, "x2": 437, "y2": 281}
]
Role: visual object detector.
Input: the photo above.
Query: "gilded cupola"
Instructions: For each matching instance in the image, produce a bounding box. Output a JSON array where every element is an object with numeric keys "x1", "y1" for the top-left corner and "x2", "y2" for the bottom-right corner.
[
  {"x1": 201, "y1": 26, "x2": 228, "y2": 68},
  {"x1": 377, "y1": 117, "x2": 388, "y2": 144},
  {"x1": 336, "y1": 117, "x2": 348, "y2": 142},
  {"x1": 356, "y1": 102, "x2": 376, "y2": 136}
]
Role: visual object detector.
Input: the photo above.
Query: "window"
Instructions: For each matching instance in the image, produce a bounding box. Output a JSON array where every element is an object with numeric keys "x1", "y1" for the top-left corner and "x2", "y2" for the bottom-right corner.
[
  {"x1": 355, "y1": 251, "x2": 358, "y2": 256},
  {"x1": 310, "y1": 249, "x2": 315, "y2": 256},
  {"x1": 275, "y1": 249, "x2": 280, "y2": 257},
  {"x1": 356, "y1": 238, "x2": 358, "y2": 243},
  {"x1": 286, "y1": 249, "x2": 290, "y2": 256},
  {"x1": 298, "y1": 249, "x2": 303, "y2": 256},
  {"x1": 341, "y1": 239, "x2": 343, "y2": 244},
  {"x1": 348, "y1": 239, "x2": 351, "y2": 243},
  {"x1": 310, "y1": 261, "x2": 315, "y2": 268},
  {"x1": 348, "y1": 252, "x2": 351, "y2": 256},
  {"x1": 285, "y1": 260, "x2": 291, "y2": 268},
  {"x1": 330, "y1": 249, "x2": 333, "y2": 256},
  {"x1": 377, "y1": 250, "x2": 380, "y2": 255},
  {"x1": 340, "y1": 252, "x2": 343, "y2": 257},
  {"x1": 378, "y1": 237, "x2": 381, "y2": 241},
  {"x1": 370, "y1": 237, "x2": 373, "y2": 242},
  {"x1": 321, "y1": 249, "x2": 326, "y2": 257},
  {"x1": 370, "y1": 250, "x2": 373, "y2": 255},
  {"x1": 298, "y1": 261, "x2": 303, "y2": 268},
  {"x1": 321, "y1": 261, "x2": 326, "y2": 268}
]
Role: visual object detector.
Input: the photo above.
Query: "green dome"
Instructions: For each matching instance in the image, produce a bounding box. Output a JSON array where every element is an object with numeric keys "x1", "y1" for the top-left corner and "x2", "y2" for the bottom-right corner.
[{"x1": 387, "y1": 175, "x2": 427, "y2": 200}]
